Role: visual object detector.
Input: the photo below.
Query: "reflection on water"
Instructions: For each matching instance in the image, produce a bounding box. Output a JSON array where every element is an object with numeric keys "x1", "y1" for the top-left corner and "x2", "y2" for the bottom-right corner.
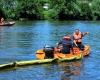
[
  {"x1": 0, "y1": 21, "x2": 100, "y2": 80},
  {"x1": 0, "y1": 61, "x2": 82, "y2": 80},
  {"x1": 59, "y1": 61, "x2": 82, "y2": 80}
]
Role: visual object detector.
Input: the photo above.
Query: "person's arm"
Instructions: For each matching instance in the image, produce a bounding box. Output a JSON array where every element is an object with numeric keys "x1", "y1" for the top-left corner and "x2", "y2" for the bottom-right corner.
[
  {"x1": 72, "y1": 36, "x2": 78, "y2": 47},
  {"x1": 82, "y1": 32, "x2": 89, "y2": 37},
  {"x1": 56, "y1": 40, "x2": 62, "y2": 47},
  {"x1": 73, "y1": 40, "x2": 78, "y2": 47}
]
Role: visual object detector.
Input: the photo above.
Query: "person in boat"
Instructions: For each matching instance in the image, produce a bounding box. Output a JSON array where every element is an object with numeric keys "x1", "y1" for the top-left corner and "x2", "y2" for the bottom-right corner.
[
  {"x1": 0, "y1": 17, "x2": 4, "y2": 24},
  {"x1": 57, "y1": 36, "x2": 73, "y2": 54},
  {"x1": 73, "y1": 29, "x2": 89, "y2": 51},
  {"x1": 43, "y1": 45, "x2": 54, "y2": 58}
]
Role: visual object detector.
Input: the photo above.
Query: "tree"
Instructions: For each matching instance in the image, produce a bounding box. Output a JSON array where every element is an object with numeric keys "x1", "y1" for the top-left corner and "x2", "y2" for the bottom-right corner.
[
  {"x1": 49, "y1": 0, "x2": 80, "y2": 20},
  {"x1": 0, "y1": 0, "x2": 100, "y2": 20},
  {"x1": 91, "y1": 0, "x2": 100, "y2": 20}
]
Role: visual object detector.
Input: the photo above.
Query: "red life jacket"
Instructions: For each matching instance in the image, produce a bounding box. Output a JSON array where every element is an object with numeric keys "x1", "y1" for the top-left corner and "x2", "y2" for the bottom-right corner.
[{"x1": 73, "y1": 32, "x2": 82, "y2": 43}]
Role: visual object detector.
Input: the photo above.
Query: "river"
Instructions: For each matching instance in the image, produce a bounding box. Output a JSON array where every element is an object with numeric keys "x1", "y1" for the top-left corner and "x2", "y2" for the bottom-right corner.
[{"x1": 0, "y1": 21, "x2": 100, "y2": 80}]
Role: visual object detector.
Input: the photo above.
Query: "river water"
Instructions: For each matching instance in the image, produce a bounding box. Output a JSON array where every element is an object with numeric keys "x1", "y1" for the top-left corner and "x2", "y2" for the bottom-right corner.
[{"x1": 0, "y1": 21, "x2": 99, "y2": 80}]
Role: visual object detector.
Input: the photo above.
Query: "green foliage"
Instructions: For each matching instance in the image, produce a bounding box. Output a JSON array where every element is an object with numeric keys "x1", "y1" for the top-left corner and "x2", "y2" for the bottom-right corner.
[
  {"x1": 0, "y1": 0, "x2": 44, "y2": 20},
  {"x1": 48, "y1": 0, "x2": 78, "y2": 20},
  {"x1": 0, "y1": 8, "x2": 5, "y2": 18},
  {"x1": 45, "y1": 9, "x2": 58, "y2": 19},
  {"x1": 0, "y1": 0, "x2": 100, "y2": 20},
  {"x1": 49, "y1": 0, "x2": 92, "y2": 20},
  {"x1": 15, "y1": 0, "x2": 44, "y2": 20},
  {"x1": 91, "y1": 0, "x2": 100, "y2": 20}
]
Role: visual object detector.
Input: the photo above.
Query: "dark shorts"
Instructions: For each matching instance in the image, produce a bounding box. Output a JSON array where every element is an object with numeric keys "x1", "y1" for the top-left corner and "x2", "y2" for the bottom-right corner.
[{"x1": 73, "y1": 42, "x2": 84, "y2": 51}]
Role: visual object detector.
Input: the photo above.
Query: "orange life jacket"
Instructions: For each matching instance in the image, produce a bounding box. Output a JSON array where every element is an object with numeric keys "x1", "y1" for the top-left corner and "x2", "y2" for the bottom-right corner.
[{"x1": 73, "y1": 32, "x2": 82, "y2": 43}]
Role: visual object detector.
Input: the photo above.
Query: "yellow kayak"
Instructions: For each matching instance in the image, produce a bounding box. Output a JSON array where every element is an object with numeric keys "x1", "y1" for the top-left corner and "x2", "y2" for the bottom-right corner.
[{"x1": 36, "y1": 45, "x2": 90, "y2": 60}]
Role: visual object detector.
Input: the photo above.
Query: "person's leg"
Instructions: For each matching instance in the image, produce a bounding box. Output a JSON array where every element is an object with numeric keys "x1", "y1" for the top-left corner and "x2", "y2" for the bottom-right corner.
[
  {"x1": 80, "y1": 43, "x2": 84, "y2": 51},
  {"x1": 77, "y1": 42, "x2": 84, "y2": 51},
  {"x1": 73, "y1": 42, "x2": 77, "y2": 47}
]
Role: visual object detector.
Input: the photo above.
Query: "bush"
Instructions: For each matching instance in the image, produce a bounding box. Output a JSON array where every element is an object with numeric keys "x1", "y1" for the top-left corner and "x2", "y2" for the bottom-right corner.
[{"x1": 0, "y1": 0, "x2": 100, "y2": 20}]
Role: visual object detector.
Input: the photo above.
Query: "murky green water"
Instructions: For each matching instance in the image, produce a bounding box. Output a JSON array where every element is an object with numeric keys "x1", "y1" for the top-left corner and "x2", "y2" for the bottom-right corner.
[{"x1": 0, "y1": 21, "x2": 100, "y2": 80}]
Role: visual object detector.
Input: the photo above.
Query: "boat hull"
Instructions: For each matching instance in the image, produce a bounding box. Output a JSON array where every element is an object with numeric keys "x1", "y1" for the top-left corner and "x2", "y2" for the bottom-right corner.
[
  {"x1": 0, "y1": 45, "x2": 90, "y2": 70},
  {"x1": 36, "y1": 45, "x2": 90, "y2": 60},
  {"x1": 0, "y1": 21, "x2": 15, "y2": 26},
  {"x1": 0, "y1": 58, "x2": 81, "y2": 70}
]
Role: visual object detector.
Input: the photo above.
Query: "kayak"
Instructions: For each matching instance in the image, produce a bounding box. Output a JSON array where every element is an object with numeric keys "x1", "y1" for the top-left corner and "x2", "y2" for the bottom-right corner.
[
  {"x1": 0, "y1": 21, "x2": 15, "y2": 26},
  {"x1": 82, "y1": 45, "x2": 90, "y2": 56},
  {"x1": 0, "y1": 58, "x2": 79, "y2": 70},
  {"x1": 36, "y1": 45, "x2": 90, "y2": 60},
  {"x1": 0, "y1": 45, "x2": 90, "y2": 70}
]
